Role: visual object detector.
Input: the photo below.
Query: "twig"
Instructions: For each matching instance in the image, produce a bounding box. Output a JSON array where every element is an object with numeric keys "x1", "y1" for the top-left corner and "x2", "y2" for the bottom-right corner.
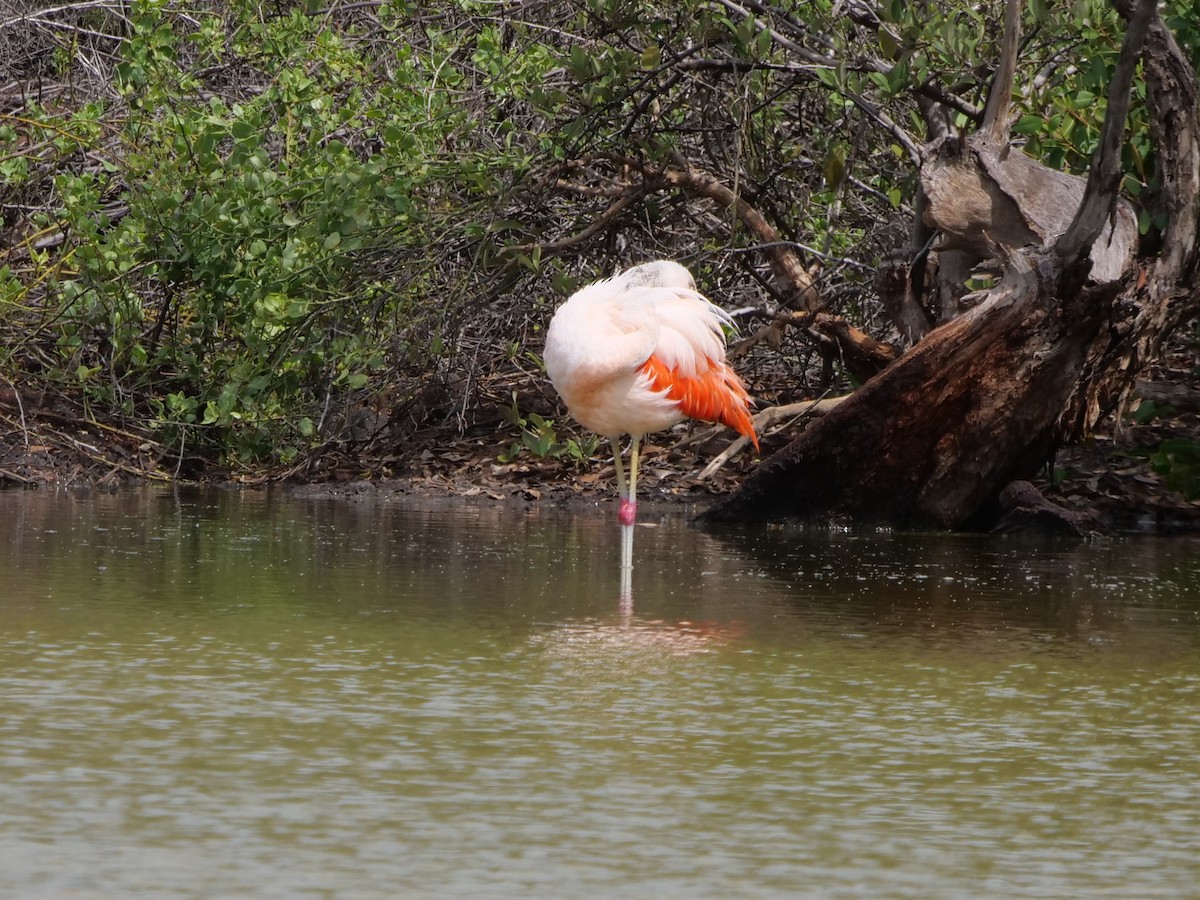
[
  {"x1": 40, "y1": 423, "x2": 172, "y2": 481},
  {"x1": 675, "y1": 58, "x2": 831, "y2": 75},
  {"x1": 706, "y1": 0, "x2": 832, "y2": 67},
  {"x1": 728, "y1": 240, "x2": 875, "y2": 272},
  {"x1": 981, "y1": 0, "x2": 1024, "y2": 143},
  {"x1": 0, "y1": 1, "x2": 131, "y2": 32},
  {"x1": 504, "y1": 189, "x2": 641, "y2": 255},
  {"x1": 695, "y1": 394, "x2": 849, "y2": 480},
  {"x1": 174, "y1": 427, "x2": 185, "y2": 481},
  {"x1": 0, "y1": 373, "x2": 29, "y2": 450}
]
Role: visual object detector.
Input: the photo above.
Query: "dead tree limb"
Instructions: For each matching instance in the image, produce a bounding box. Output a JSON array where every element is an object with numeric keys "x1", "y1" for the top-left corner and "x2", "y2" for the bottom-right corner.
[
  {"x1": 878, "y1": 0, "x2": 1139, "y2": 344},
  {"x1": 638, "y1": 162, "x2": 823, "y2": 312},
  {"x1": 1062, "y1": 2, "x2": 1200, "y2": 434},
  {"x1": 1055, "y1": 1, "x2": 1154, "y2": 273},
  {"x1": 980, "y1": 0, "x2": 1023, "y2": 142}
]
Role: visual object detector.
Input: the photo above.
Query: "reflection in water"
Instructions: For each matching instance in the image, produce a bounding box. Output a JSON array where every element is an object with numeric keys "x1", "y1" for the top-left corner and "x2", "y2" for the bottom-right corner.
[
  {"x1": 0, "y1": 488, "x2": 1199, "y2": 898},
  {"x1": 619, "y1": 520, "x2": 634, "y2": 611},
  {"x1": 535, "y1": 616, "x2": 748, "y2": 658}
]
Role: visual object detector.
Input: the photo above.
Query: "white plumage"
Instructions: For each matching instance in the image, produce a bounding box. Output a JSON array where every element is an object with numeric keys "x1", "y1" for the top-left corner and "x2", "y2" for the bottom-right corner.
[{"x1": 544, "y1": 261, "x2": 749, "y2": 440}]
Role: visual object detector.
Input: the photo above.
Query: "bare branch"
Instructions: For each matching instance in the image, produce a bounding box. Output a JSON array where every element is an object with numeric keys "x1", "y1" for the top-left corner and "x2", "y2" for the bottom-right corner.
[
  {"x1": 696, "y1": 394, "x2": 850, "y2": 480},
  {"x1": 704, "y1": 0, "x2": 922, "y2": 164},
  {"x1": 0, "y1": 1, "x2": 132, "y2": 33},
  {"x1": 647, "y1": 163, "x2": 824, "y2": 311},
  {"x1": 1055, "y1": 0, "x2": 1156, "y2": 270},
  {"x1": 705, "y1": 0, "x2": 832, "y2": 67},
  {"x1": 980, "y1": 0, "x2": 1022, "y2": 142},
  {"x1": 728, "y1": 240, "x2": 874, "y2": 273}
]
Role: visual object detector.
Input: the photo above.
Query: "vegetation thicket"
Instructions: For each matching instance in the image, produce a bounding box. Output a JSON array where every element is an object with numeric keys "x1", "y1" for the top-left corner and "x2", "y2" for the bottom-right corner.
[{"x1": 1, "y1": 1, "x2": 1196, "y2": 485}]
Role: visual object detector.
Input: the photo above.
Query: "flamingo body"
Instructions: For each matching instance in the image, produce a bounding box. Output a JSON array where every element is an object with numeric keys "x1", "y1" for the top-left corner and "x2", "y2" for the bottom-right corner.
[{"x1": 544, "y1": 260, "x2": 758, "y2": 449}]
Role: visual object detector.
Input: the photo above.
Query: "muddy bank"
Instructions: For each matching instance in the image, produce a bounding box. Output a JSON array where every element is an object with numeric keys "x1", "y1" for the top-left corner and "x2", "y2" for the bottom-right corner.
[{"x1": 3, "y1": 367, "x2": 1199, "y2": 533}]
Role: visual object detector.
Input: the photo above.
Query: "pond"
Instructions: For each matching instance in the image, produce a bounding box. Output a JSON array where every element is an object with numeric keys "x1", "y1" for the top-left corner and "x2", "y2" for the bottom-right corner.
[{"x1": 1, "y1": 487, "x2": 1198, "y2": 898}]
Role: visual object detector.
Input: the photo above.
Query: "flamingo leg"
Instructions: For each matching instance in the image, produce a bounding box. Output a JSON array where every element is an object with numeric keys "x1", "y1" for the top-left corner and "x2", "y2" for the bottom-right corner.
[
  {"x1": 612, "y1": 436, "x2": 639, "y2": 597},
  {"x1": 618, "y1": 435, "x2": 640, "y2": 528},
  {"x1": 610, "y1": 436, "x2": 629, "y2": 504},
  {"x1": 627, "y1": 435, "x2": 641, "y2": 520}
]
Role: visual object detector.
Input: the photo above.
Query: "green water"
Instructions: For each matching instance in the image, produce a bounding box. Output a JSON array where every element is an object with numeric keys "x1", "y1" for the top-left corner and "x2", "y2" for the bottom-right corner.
[{"x1": 1, "y1": 488, "x2": 1198, "y2": 898}]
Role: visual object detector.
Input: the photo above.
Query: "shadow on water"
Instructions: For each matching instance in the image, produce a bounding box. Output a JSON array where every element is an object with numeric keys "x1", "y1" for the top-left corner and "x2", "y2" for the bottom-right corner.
[{"x1": 697, "y1": 518, "x2": 1200, "y2": 658}]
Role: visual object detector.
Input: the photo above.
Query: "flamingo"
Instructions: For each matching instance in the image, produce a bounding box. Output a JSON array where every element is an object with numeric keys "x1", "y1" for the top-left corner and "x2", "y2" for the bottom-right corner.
[{"x1": 543, "y1": 260, "x2": 759, "y2": 583}]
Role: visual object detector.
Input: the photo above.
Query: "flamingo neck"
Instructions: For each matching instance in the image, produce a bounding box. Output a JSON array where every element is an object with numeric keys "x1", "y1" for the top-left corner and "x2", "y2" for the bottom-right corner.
[{"x1": 618, "y1": 498, "x2": 637, "y2": 527}]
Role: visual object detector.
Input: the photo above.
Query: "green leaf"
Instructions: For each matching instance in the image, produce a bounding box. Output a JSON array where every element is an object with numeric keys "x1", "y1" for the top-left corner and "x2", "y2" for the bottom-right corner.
[
  {"x1": 868, "y1": 71, "x2": 891, "y2": 93},
  {"x1": 822, "y1": 146, "x2": 846, "y2": 186},
  {"x1": 230, "y1": 119, "x2": 256, "y2": 140},
  {"x1": 569, "y1": 45, "x2": 591, "y2": 78},
  {"x1": 1011, "y1": 115, "x2": 1046, "y2": 136}
]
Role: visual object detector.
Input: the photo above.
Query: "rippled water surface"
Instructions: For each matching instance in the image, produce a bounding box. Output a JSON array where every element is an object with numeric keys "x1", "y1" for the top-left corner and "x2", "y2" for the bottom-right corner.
[{"x1": 1, "y1": 488, "x2": 1198, "y2": 898}]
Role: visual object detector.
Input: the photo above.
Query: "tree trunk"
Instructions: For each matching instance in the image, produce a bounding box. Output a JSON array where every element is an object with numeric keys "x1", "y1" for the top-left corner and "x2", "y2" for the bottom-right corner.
[{"x1": 700, "y1": 0, "x2": 1198, "y2": 530}]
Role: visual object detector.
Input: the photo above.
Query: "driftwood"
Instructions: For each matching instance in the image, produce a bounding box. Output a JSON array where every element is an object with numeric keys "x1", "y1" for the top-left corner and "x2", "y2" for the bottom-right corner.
[
  {"x1": 701, "y1": 251, "x2": 1122, "y2": 527},
  {"x1": 701, "y1": 0, "x2": 1197, "y2": 530},
  {"x1": 992, "y1": 481, "x2": 1103, "y2": 537}
]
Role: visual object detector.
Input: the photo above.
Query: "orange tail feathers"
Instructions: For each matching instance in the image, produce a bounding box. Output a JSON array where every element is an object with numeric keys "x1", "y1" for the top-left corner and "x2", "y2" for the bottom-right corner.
[{"x1": 642, "y1": 355, "x2": 760, "y2": 451}]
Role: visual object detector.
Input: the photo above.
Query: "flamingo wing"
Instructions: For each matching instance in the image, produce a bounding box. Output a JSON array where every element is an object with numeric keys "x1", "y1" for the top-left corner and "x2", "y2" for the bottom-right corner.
[
  {"x1": 639, "y1": 354, "x2": 757, "y2": 448},
  {"x1": 633, "y1": 287, "x2": 759, "y2": 450}
]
